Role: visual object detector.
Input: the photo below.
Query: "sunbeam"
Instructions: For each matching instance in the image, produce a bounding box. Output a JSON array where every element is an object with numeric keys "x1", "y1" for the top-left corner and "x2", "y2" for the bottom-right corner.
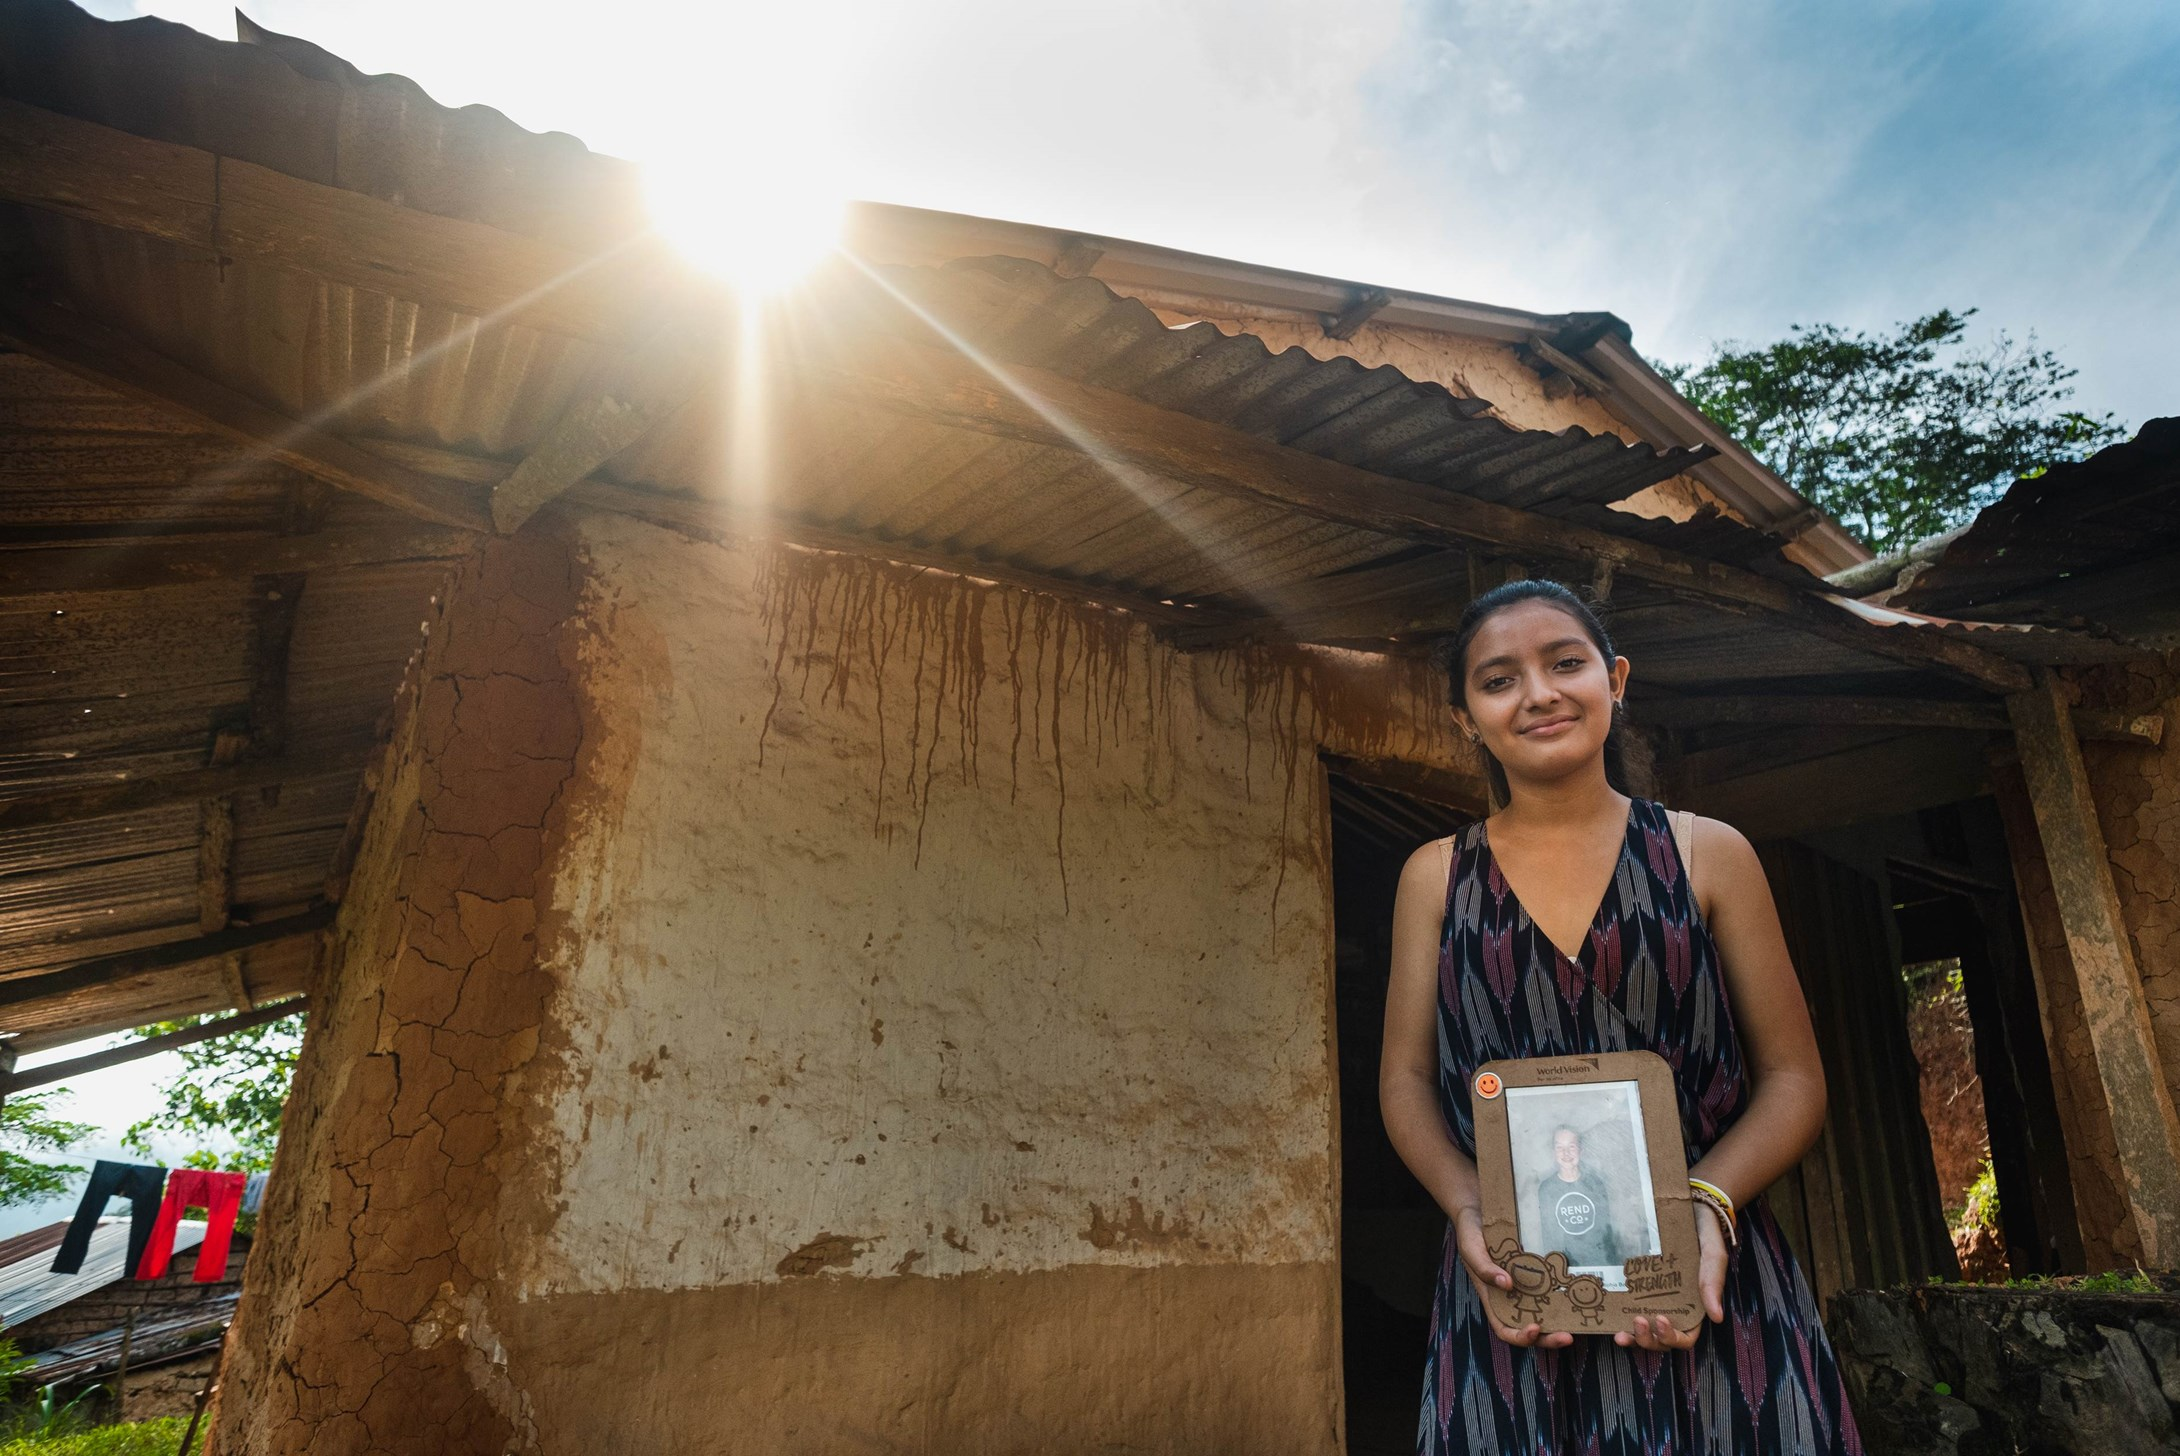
[{"x1": 834, "y1": 252, "x2": 1313, "y2": 637}]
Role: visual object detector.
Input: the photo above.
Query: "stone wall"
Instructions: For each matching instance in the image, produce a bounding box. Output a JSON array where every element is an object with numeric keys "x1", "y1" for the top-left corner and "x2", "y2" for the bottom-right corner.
[
  {"x1": 1830, "y1": 1284, "x2": 2180, "y2": 1454},
  {"x1": 212, "y1": 509, "x2": 1475, "y2": 1454}
]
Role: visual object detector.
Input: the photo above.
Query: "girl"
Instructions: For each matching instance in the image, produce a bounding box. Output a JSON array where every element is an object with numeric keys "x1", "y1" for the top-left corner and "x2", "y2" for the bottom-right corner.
[{"x1": 1379, "y1": 579, "x2": 1862, "y2": 1455}]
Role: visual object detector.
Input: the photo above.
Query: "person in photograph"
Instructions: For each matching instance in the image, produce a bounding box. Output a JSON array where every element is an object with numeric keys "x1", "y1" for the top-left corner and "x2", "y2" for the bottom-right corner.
[
  {"x1": 1377, "y1": 579, "x2": 1860, "y2": 1454},
  {"x1": 1535, "y1": 1125, "x2": 1621, "y2": 1267}
]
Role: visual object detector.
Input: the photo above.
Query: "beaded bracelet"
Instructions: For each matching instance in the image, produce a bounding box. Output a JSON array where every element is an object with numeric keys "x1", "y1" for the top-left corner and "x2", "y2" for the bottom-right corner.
[{"x1": 1688, "y1": 1178, "x2": 1738, "y2": 1251}]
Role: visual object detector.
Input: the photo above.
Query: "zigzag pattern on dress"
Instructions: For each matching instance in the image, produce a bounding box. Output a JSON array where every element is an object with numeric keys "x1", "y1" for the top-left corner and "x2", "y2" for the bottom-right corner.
[{"x1": 1419, "y1": 797, "x2": 1864, "y2": 1456}]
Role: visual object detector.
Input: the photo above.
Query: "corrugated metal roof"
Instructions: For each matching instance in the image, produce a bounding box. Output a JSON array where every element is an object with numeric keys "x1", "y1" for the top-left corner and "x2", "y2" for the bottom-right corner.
[
  {"x1": 1891, "y1": 417, "x2": 2180, "y2": 648},
  {"x1": 0, "y1": 0, "x2": 2123, "y2": 1054},
  {"x1": 0, "y1": 1217, "x2": 206, "y2": 1329}
]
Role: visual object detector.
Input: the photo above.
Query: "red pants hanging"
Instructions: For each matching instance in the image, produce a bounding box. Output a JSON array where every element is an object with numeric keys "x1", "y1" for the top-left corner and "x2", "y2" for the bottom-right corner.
[{"x1": 134, "y1": 1168, "x2": 247, "y2": 1281}]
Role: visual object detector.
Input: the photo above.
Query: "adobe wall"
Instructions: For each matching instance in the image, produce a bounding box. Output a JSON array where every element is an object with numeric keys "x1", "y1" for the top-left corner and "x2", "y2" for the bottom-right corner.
[
  {"x1": 1992, "y1": 651, "x2": 2180, "y2": 1270},
  {"x1": 212, "y1": 510, "x2": 1474, "y2": 1455}
]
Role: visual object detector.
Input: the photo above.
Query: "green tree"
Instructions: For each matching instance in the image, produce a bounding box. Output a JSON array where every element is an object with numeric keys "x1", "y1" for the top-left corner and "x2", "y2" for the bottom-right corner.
[
  {"x1": 1664, "y1": 310, "x2": 2122, "y2": 554},
  {"x1": 0, "y1": 1093, "x2": 93, "y2": 1207},
  {"x1": 122, "y1": 1011, "x2": 304, "y2": 1172}
]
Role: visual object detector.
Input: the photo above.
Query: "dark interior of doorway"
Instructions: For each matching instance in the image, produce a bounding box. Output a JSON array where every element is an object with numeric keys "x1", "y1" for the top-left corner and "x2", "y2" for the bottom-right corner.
[
  {"x1": 1330, "y1": 769, "x2": 1470, "y2": 1456},
  {"x1": 1885, "y1": 797, "x2": 2082, "y2": 1276}
]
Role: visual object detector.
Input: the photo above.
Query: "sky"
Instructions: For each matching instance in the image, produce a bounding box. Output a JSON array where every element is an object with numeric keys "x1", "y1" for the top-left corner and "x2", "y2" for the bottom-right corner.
[
  {"x1": 66, "y1": 0, "x2": 2180, "y2": 429},
  {"x1": 12, "y1": 0, "x2": 2175, "y2": 1232}
]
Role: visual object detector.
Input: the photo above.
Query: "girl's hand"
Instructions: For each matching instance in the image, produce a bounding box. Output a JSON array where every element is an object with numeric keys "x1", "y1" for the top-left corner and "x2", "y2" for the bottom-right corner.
[
  {"x1": 1452, "y1": 1206, "x2": 1574, "y2": 1349},
  {"x1": 1615, "y1": 1203, "x2": 1729, "y2": 1352}
]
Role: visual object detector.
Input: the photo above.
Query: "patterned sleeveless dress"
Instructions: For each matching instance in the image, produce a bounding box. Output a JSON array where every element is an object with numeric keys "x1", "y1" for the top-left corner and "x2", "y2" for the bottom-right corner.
[{"x1": 1419, "y1": 797, "x2": 1863, "y2": 1456}]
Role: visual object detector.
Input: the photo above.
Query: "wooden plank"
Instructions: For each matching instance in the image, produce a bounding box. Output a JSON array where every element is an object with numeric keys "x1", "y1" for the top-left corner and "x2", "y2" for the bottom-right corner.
[
  {"x1": 1687, "y1": 732, "x2": 1991, "y2": 841},
  {"x1": 2005, "y1": 667, "x2": 2180, "y2": 1264},
  {"x1": 195, "y1": 797, "x2": 234, "y2": 935},
  {"x1": 1635, "y1": 695, "x2": 2009, "y2": 732},
  {"x1": 492, "y1": 342, "x2": 709, "y2": 532},
  {"x1": 1797, "y1": 1127, "x2": 1850, "y2": 1300},
  {"x1": 0, "y1": 749, "x2": 370, "y2": 832},
  {"x1": 566, "y1": 482, "x2": 1234, "y2": 630},
  {"x1": 1169, "y1": 552, "x2": 1473, "y2": 650},
  {"x1": 243, "y1": 573, "x2": 307, "y2": 756},
  {"x1": 0, "y1": 98, "x2": 645, "y2": 341},
  {"x1": 0, "y1": 908, "x2": 333, "y2": 1011},
  {"x1": 816, "y1": 340, "x2": 2033, "y2": 692},
  {"x1": 0, "y1": 522, "x2": 476, "y2": 598},
  {"x1": 1, "y1": 998, "x2": 304, "y2": 1095},
  {"x1": 0, "y1": 97, "x2": 214, "y2": 248},
  {"x1": 0, "y1": 291, "x2": 493, "y2": 530}
]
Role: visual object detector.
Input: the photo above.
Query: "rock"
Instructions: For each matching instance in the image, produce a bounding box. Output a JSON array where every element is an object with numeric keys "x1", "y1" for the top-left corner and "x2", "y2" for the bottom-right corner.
[
  {"x1": 1828, "y1": 1285, "x2": 2180, "y2": 1455},
  {"x1": 2139, "y1": 1319, "x2": 2180, "y2": 1407}
]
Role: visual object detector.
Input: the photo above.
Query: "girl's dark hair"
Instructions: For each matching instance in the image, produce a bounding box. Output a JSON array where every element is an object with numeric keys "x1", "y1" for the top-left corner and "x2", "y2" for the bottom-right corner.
[{"x1": 1432, "y1": 578, "x2": 1630, "y2": 805}]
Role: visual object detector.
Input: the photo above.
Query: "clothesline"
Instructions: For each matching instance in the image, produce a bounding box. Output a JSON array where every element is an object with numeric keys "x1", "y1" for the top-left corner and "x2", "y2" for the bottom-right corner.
[{"x1": 49, "y1": 1160, "x2": 268, "y2": 1284}]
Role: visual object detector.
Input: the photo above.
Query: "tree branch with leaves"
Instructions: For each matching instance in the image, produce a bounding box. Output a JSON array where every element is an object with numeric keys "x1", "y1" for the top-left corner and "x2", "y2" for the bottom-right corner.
[
  {"x1": 0, "y1": 1094, "x2": 93, "y2": 1208},
  {"x1": 1663, "y1": 310, "x2": 2122, "y2": 555},
  {"x1": 123, "y1": 1010, "x2": 304, "y2": 1173}
]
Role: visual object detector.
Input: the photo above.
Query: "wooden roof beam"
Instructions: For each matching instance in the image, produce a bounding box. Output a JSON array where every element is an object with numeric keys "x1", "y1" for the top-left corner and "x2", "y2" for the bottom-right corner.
[
  {"x1": 2, "y1": 998, "x2": 304, "y2": 1095},
  {"x1": 0, "y1": 907, "x2": 334, "y2": 1012},
  {"x1": 0, "y1": 523, "x2": 476, "y2": 599},
  {"x1": 492, "y1": 339, "x2": 710, "y2": 533},
  {"x1": 0, "y1": 750, "x2": 373, "y2": 832},
  {"x1": 569, "y1": 481, "x2": 1237, "y2": 631},
  {"x1": 0, "y1": 97, "x2": 642, "y2": 341},
  {"x1": 0, "y1": 290, "x2": 493, "y2": 531},
  {"x1": 2005, "y1": 668, "x2": 2180, "y2": 1262},
  {"x1": 1635, "y1": 696, "x2": 2010, "y2": 732},
  {"x1": 817, "y1": 339, "x2": 2033, "y2": 693}
]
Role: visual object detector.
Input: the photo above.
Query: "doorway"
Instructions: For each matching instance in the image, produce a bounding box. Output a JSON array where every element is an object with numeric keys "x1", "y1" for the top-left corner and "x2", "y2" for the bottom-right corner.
[{"x1": 1328, "y1": 767, "x2": 1472, "y2": 1456}]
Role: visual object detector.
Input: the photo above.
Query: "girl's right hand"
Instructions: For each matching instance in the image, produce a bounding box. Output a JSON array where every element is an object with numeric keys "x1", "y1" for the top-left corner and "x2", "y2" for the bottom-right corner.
[{"x1": 1452, "y1": 1206, "x2": 1574, "y2": 1349}]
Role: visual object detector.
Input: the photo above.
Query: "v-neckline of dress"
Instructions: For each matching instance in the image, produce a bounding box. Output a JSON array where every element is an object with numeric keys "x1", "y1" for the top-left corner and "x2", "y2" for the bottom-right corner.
[{"x1": 1479, "y1": 798, "x2": 1636, "y2": 967}]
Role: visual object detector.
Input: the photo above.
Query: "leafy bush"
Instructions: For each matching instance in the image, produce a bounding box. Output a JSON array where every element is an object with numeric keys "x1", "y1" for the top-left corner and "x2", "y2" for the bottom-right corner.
[{"x1": 1958, "y1": 1159, "x2": 2000, "y2": 1236}]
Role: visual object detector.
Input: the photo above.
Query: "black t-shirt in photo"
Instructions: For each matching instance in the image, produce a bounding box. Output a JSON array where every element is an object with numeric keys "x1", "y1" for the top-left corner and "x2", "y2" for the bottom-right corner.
[{"x1": 1535, "y1": 1169, "x2": 1620, "y2": 1266}]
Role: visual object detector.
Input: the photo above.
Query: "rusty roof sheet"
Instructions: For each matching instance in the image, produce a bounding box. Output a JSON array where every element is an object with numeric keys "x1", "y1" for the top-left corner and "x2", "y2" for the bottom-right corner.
[{"x1": 1891, "y1": 418, "x2": 2180, "y2": 647}]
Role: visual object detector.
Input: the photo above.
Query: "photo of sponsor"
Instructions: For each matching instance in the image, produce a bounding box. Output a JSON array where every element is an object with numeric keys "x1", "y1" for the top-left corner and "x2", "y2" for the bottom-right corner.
[{"x1": 1504, "y1": 1079, "x2": 1663, "y2": 1292}]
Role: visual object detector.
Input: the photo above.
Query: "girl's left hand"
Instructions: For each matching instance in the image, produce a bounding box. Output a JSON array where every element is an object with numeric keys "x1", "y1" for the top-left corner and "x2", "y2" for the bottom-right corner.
[{"x1": 1615, "y1": 1202, "x2": 1729, "y2": 1352}]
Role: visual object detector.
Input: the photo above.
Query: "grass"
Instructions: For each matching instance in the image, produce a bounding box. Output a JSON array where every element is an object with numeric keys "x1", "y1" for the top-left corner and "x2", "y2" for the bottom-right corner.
[
  {"x1": 0, "y1": 1416, "x2": 199, "y2": 1456},
  {"x1": 1926, "y1": 1267, "x2": 2175, "y2": 1294}
]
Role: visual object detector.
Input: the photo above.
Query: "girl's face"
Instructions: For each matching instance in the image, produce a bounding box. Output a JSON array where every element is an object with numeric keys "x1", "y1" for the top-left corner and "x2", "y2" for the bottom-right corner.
[{"x1": 1451, "y1": 600, "x2": 1629, "y2": 790}]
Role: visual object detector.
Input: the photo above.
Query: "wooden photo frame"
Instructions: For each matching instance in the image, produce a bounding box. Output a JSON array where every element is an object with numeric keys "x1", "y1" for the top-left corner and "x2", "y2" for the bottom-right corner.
[{"x1": 1469, "y1": 1050, "x2": 1702, "y2": 1334}]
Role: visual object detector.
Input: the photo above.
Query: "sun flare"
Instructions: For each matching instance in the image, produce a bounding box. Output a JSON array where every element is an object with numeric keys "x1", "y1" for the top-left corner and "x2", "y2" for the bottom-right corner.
[{"x1": 645, "y1": 151, "x2": 844, "y2": 297}]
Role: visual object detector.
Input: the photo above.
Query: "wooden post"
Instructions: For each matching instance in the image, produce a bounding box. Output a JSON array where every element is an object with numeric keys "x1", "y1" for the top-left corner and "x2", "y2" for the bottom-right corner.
[
  {"x1": 115, "y1": 1309, "x2": 135, "y2": 1420},
  {"x1": 2005, "y1": 667, "x2": 2180, "y2": 1263}
]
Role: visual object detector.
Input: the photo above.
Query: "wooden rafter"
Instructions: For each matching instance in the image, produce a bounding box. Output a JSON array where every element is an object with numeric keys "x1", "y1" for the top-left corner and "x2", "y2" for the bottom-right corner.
[
  {"x1": 2, "y1": 998, "x2": 305, "y2": 1096},
  {"x1": 0, "y1": 523, "x2": 477, "y2": 599},
  {"x1": 0, "y1": 289, "x2": 493, "y2": 530},
  {"x1": 568, "y1": 482, "x2": 1235, "y2": 630},
  {"x1": 814, "y1": 340, "x2": 2033, "y2": 692},
  {"x1": 0, "y1": 749, "x2": 372, "y2": 832},
  {"x1": 1634, "y1": 696, "x2": 2011, "y2": 732},
  {"x1": 0, "y1": 97, "x2": 644, "y2": 340},
  {"x1": 492, "y1": 337, "x2": 711, "y2": 533},
  {"x1": 0, "y1": 907, "x2": 334, "y2": 1011}
]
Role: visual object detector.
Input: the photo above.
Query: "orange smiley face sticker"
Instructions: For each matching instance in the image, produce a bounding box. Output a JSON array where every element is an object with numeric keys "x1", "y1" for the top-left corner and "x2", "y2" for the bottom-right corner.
[{"x1": 1474, "y1": 1071, "x2": 1503, "y2": 1100}]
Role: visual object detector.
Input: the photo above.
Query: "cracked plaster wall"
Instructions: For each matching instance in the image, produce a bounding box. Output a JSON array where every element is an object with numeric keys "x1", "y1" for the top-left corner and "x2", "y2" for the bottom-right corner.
[{"x1": 215, "y1": 509, "x2": 1478, "y2": 1453}]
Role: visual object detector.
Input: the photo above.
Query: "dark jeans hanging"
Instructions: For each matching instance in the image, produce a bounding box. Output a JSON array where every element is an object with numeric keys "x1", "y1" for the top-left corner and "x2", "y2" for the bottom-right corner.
[{"x1": 49, "y1": 1160, "x2": 167, "y2": 1275}]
